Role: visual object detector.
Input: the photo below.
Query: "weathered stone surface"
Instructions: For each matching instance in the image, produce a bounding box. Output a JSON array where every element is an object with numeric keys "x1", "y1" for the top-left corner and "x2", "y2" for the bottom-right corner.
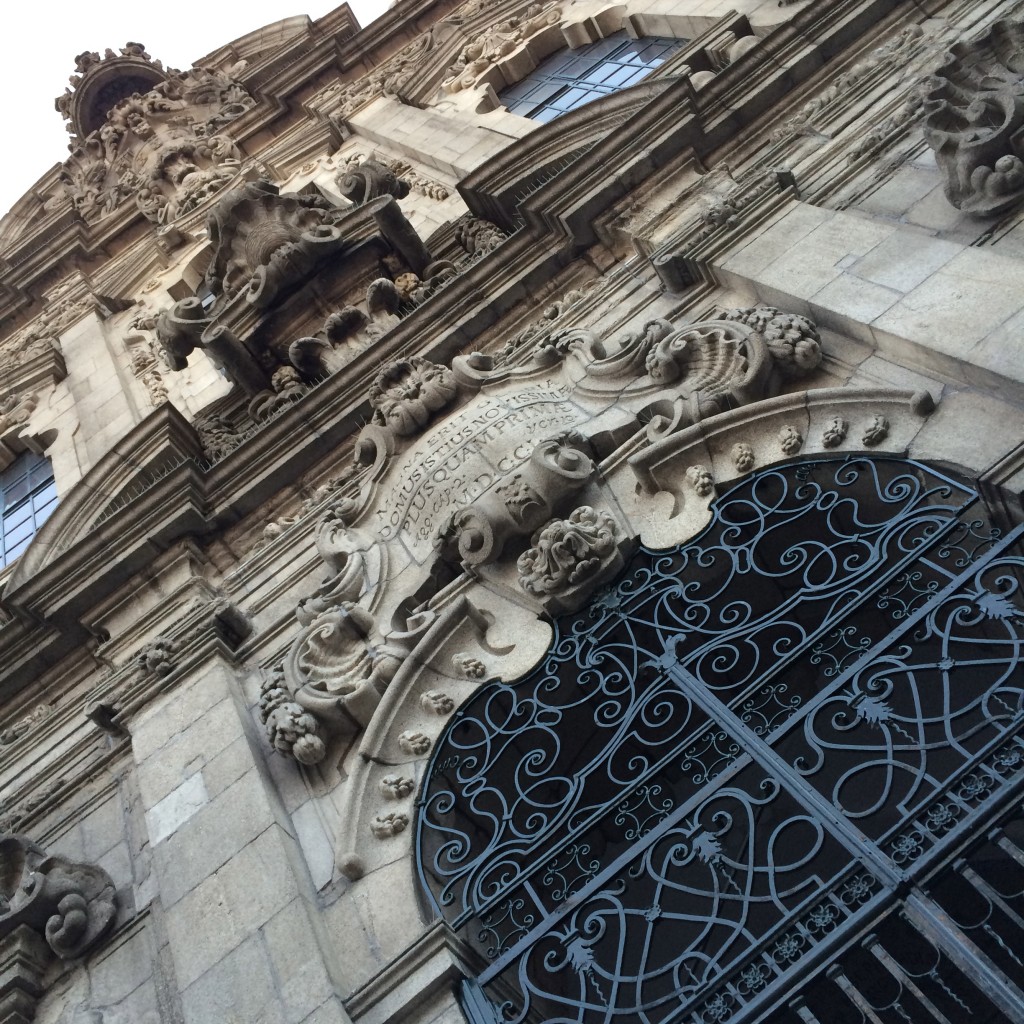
[{"x1": 2, "y1": 2, "x2": 1024, "y2": 1023}]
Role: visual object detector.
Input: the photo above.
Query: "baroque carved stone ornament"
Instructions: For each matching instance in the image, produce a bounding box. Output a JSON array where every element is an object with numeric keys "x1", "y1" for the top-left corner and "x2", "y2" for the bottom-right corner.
[
  {"x1": 0, "y1": 835, "x2": 116, "y2": 959},
  {"x1": 337, "y1": 158, "x2": 411, "y2": 205},
  {"x1": 923, "y1": 20, "x2": 1024, "y2": 215},
  {"x1": 267, "y1": 306, "x2": 825, "y2": 770},
  {"x1": 155, "y1": 182, "x2": 434, "y2": 393},
  {"x1": 368, "y1": 358, "x2": 459, "y2": 437},
  {"x1": 517, "y1": 506, "x2": 627, "y2": 614},
  {"x1": 442, "y1": 2, "x2": 562, "y2": 93},
  {"x1": 57, "y1": 50, "x2": 253, "y2": 224}
]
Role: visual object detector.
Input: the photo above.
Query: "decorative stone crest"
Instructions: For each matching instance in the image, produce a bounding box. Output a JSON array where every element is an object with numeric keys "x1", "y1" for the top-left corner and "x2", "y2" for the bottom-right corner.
[
  {"x1": 205, "y1": 182, "x2": 348, "y2": 308},
  {"x1": 517, "y1": 507, "x2": 626, "y2": 614},
  {"x1": 154, "y1": 181, "x2": 433, "y2": 393},
  {"x1": 923, "y1": 20, "x2": 1024, "y2": 215},
  {"x1": 57, "y1": 53, "x2": 253, "y2": 224}
]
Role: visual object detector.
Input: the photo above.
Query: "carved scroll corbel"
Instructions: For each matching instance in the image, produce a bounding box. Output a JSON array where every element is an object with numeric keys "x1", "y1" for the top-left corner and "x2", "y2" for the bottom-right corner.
[
  {"x1": 0, "y1": 834, "x2": 116, "y2": 1021},
  {"x1": 922, "y1": 20, "x2": 1024, "y2": 216}
]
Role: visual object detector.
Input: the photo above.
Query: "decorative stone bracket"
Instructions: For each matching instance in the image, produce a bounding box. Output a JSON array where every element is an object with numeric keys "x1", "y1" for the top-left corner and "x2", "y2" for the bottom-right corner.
[
  {"x1": 155, "y1": 181, "x2": 434, "y2": 394},
  {"x1": 923, "y1": 19, "x2": 1024, "y2": 216},
  {"x1": 0, "y1": 835, "x2": 117, "y2": 1022}
]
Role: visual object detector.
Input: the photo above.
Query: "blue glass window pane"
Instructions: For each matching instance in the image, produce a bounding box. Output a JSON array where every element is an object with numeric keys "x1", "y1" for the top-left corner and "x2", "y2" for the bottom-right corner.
[
  {"x1": 0, "y1": 455, "x2": 57, "y2": 567},
  {"x1": 3, "y1": 520, "x2": 34, "y2": 550},
  {"x1": 499, "y1": 30, "x2": 687, "y2": 122}
]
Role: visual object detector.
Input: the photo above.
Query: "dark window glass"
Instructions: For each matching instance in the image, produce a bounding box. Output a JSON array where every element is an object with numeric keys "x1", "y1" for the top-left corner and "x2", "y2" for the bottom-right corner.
[
  {"x1": 0, "y1": 454, "x2": 57, "y2": 568},
  {"x1": 498, "y1": 30, "x2": 686, "y2": 122}
]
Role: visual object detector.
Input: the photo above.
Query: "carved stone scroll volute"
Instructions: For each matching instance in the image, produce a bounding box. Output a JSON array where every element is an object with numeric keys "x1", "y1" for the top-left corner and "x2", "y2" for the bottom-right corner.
[
  {"x1": 434, "y1": 435, "x2": 597, "y2": 569},
  {"x1": 0, "y1": 835, "x2": 116, "y2": 960},
  {"x1": 0, "y1": 834, "x2": 117, "y2": 1022}
]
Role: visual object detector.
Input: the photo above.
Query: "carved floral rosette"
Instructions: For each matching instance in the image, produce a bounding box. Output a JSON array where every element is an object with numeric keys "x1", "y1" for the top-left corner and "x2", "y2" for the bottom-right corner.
[{"x1": 517, "y1": 506, "x2": 629, "y2": 614}]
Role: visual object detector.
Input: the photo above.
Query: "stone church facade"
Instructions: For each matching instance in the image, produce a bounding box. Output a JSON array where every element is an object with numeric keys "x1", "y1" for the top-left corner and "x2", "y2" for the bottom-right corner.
[{"x1": 0, "y1": 0, "x2": 1023, "y2": 1021}]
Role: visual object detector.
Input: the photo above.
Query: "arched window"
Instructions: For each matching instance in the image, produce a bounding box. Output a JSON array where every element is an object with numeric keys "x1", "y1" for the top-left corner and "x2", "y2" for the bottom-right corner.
[
  {"x1": 0, "y1": 453, "x2": 57, "y2": 567},
  {"x1": 498, "y1": 31, "x2": 686, "y2": 123},
  {"x1": 416, "y1": 456, "x2": 1024, "y2": 1023}
]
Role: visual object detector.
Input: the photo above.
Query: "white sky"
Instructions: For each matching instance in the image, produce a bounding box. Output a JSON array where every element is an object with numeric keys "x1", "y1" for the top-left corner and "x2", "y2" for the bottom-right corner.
[{"x1": 0, "y1": 0, "x2": 390, "y2": 219}]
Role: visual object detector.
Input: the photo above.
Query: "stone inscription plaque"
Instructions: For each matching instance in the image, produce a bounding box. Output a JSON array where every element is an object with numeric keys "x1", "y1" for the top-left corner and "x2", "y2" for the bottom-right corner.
[{"x1": 374, "y1": 380, "x2": 582, "y2": 562}]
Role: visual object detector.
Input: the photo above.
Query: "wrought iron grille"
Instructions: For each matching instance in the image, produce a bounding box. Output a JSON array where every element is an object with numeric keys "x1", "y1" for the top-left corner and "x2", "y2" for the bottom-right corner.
[{"x1": 415, "y1": 457, "x2": 1024, "y2": 1024}]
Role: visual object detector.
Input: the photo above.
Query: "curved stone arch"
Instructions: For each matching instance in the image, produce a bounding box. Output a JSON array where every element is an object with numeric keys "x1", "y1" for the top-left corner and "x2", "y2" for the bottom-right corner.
[
  {"x1": 459, "y1": 75, "x2": 676, "y2": 226},
  {"x1": 6, "y1": 404, "x2": 203, "y2": 593},
  {"x1": 322, "y1": 385, "x2": 944, "y2": 922}
]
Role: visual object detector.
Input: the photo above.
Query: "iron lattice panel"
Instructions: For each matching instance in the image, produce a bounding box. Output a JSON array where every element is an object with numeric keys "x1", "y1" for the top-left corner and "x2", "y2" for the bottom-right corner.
[{"x1": 415, "y1": 457, "x2": 1024, "y2": 1024}]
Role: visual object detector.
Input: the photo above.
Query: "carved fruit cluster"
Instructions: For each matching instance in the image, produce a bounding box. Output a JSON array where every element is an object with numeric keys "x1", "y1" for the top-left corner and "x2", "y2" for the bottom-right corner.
[{"x1": 259, "y1": 668, "x2": 326, "y2": 765}]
